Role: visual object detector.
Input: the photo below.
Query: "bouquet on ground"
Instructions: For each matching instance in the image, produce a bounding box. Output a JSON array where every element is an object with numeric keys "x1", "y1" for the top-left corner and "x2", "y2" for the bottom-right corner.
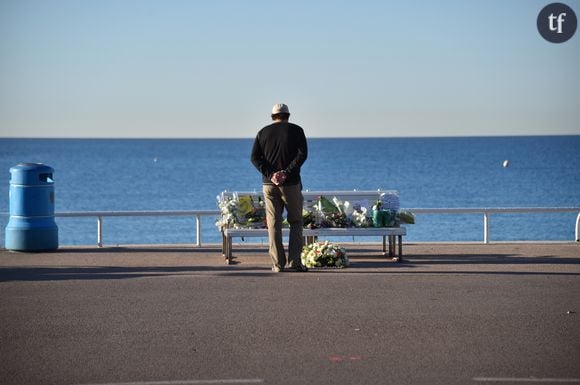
[{"x1": 301, "y1": 241, "x2": 349, "y2": 268}]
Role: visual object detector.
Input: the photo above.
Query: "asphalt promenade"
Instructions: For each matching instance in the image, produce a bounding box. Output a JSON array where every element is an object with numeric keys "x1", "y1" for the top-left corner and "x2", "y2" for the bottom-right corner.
[{"x1": 1, "y1": 242, "x2": 579, "y2": 385}]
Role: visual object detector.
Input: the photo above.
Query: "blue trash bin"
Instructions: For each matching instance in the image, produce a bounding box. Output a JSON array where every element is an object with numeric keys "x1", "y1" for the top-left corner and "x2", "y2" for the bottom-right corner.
[{"x1": 5, "y1": 163, "x2": 59, "y2": 251}]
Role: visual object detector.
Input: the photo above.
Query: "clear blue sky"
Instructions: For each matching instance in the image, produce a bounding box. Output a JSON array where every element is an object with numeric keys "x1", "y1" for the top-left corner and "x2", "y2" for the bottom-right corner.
[{"x1": 1, "y1": 0, "x2": 578, "y2": 138}]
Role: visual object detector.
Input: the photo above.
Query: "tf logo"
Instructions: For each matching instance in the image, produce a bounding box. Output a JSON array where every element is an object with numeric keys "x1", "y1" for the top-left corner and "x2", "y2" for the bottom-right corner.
[{"x1": 537, "y1": 3, "x2": 577, "y2": 43}]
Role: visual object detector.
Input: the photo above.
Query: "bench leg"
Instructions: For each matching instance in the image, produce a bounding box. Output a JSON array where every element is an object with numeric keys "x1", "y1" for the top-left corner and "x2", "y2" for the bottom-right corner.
[
  {"x1": 221, "y1": 232, "x2": 233, "y2": 265},
  {"x1": 390, "y1": 235, "x2": 404, "y2": 263},
  {"x1": 382, "y1": 236, "x2": 387, "y2": 254},
  {"x1": 221, "y1": 232, "x2": 227, "y2": 258},
  {"x1": 226, "y1": 236, "x2": 233, "y2": 264},
  {"x1": 389, "y1": 235, "x2": 402, "y2": 263},
  {"x1": 398, "y1": 235, "x2": 403, "y2": 257}
]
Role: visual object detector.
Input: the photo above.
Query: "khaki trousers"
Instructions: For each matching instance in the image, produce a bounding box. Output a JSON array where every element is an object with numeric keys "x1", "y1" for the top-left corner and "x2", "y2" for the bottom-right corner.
[{"x1": 262, "y1": 183, "x2": 304, "y2": 268}]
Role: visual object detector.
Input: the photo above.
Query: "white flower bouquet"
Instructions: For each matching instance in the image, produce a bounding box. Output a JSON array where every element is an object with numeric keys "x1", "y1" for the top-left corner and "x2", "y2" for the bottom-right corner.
[
  {"x1": 310, "y1": 196, "x2": 348, "y2": 228},
  {"x1": 216, "y1": 193, "x2": 266, "y2": 229},
  {"x1": 301, "y1": 241, "x2": 349, "y2": 268}
]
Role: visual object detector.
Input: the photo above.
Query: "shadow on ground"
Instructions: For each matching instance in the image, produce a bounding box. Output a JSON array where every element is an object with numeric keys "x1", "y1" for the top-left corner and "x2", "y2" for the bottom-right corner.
[
  {"x1": 2, "y1": 245, "x2": 579, "y2": 282},
  {"x1": 0, "y1": 264, "x2": 272, "y2": 282}
]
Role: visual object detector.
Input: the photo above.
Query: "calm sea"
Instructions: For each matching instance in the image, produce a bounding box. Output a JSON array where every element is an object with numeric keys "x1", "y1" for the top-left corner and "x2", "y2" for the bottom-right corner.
[{"x1": 1, "y1": 136, "x2": 579, "y2": 245}]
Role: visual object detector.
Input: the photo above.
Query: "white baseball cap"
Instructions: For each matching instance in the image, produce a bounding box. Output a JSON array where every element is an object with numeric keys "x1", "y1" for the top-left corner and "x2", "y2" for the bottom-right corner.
[{"x1": 271, "y1": 103, "x2": 290, "y2": 115}]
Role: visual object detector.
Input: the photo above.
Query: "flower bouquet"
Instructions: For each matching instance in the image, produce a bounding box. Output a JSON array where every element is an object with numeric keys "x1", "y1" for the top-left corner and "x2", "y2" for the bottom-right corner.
[
  {"x1": 310, "y1": 196, "x2": 349, "y2": 228},
  {"x1": 216, "y1": 194, "x2": 266, "y2": 229},
  {"x1": 301, "y1": 241, "x2": 349, "y2": 268},
  {"x1": 398, "y1": 209, "x2": 415, "y2": 224}
]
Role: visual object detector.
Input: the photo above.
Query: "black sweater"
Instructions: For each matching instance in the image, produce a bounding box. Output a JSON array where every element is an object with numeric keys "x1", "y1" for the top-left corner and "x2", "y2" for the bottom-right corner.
[{"x1": 250, "y1": 121, "x2": 308, "y2": 186}]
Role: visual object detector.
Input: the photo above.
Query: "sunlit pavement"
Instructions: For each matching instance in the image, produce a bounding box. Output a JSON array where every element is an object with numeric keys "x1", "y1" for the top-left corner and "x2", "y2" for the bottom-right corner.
[{"x1": 1, "y1": 243, "x2": 579, "y2": 385}]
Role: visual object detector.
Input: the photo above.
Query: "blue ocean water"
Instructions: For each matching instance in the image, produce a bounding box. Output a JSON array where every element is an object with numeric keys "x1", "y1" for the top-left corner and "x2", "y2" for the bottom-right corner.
[{"x1": 1, "y1": 136, "x2": 579, "y2": 245}]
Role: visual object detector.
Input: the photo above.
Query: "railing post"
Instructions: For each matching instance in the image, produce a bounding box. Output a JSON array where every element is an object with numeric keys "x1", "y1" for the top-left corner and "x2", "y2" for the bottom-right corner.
[
  {"x1": 196, "y1": 214, "x2": 202, "y2": 247},
  {"x1": 97, "y1": 216, "x2": 103, "y2": 247},
  {"x1": 576, "y1": 213, "x2": 580, "y2": 242},
  {"x1": 483, "y1": 212, "x2": 489, "y2": 244}
]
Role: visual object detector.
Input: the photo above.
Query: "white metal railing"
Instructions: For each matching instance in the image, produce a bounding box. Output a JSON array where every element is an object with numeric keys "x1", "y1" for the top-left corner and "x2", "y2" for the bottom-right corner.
[
  {"x1": 2, "y1": 207, "x2": 579, "y2": 246},
  {"x1": 406, "y1": 207, "x2": 580, "y2": 243},
  {"x1": 55, "y1": 210, "x2": 220, "y2": 247}
]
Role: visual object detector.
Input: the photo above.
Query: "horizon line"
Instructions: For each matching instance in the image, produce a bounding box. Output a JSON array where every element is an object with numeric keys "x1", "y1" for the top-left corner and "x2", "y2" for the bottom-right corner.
[{"x1": 1, "y1": 133, "x2": 579, "y2": 140}]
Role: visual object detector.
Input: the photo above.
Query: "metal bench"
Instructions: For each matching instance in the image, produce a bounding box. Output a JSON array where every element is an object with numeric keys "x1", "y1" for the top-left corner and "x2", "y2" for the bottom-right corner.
[{"x1": 218, "y1": 190, "x2": 407, "y2": 265}]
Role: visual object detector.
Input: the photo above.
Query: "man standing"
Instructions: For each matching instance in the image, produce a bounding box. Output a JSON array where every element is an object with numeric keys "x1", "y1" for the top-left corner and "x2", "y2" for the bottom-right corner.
[{"x1": 251, "y1": 103, "x2": 308, "y2": 272}]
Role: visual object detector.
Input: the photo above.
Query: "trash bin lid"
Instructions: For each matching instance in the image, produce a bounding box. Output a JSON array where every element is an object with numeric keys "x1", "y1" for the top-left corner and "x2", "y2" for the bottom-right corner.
[
  {"x1": 10, "y1": 163, "x2": 54, "y2": 185},
  {"x1": 11, "y1": 162, "x2": 53, "y2": 171}
]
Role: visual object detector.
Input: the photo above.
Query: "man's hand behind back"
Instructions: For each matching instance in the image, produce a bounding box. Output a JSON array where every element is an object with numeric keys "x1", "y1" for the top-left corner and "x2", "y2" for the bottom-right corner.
[{"x1": 270, "y1": 171, "x2": 287, "y2": 185}]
